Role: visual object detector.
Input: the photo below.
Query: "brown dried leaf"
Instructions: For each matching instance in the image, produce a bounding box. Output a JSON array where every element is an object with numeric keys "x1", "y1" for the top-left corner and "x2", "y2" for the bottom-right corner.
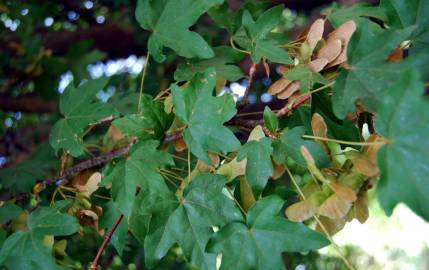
[
  {"x1": 330, "y1": 181, "x2": 357, "y2": 203},
  {"x1": 240, "y1": 177, "x2": 256, "y2": 211},
  {"x1": 326, "y1": 20, "x2": 357, "y2": 67},
  {"x1": 277, "y1": 80, "x2": 300, "y2": 99},
  {"x1": 318, "y1": 194, "x2": 352, "y2": 219},
  {"x1": 268, "y1": 77, "x2": 293, "y2": 95},
  {"x1": 300, "y1": 145, "x2": 315, "y2": 166},
  {"x1": 307, "y1": 58, "x2": 328, "y2": 72},
  {"x1": 196, "y1": 152, "x2": 220, "y2": 172},
  {"x1": 351, "y1": 155, "x2": 379, "y2": 177},
  {"x1": 72, "y1": 170, "x2": 94, "y2": 187},
  {"x1": 354, "y1": 191, "x2": 369, "y2": 223},
  {"x1": 305, "y1": 18, "x2": 325, "y2": 51},
  {"x1": 311, "y1": 113, "x2": 328, "y2": 138},
  {"x1": 317, "y1": 39, "x2": 342, "y2": 63},
  {"x1": 316, "y1": 216, "x2": 346, "y2": 236},
  {"x1": 285, "y1": 200, "x2": 316, "y2": 222},
  {"x1": 364, "y1": 134, "x2": 384, "y2": 164},
  {"x1": 271, "y1": 161, "x2": 285, "y2": 180},
  {"x1": 278, "y1": 65, "x2": 289, "y2": 74},
  {"x1": 75, "y1": 172, "x2": 102, "y2": 197},
  {"x1": 217, "y1": 158, "x2": 247, "y2": 182},
  {"x1": 388, "y1": 47, "x2": 404, "y2": 63},
  {"x1": 174, "y1": 138, "x2": 187, "y2": 152}
]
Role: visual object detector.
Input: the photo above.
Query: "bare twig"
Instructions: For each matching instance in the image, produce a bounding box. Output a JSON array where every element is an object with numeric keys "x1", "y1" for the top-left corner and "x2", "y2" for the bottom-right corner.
[
  {"x1": 90, "y1": 213, "x2": 124, "y2": 270},
  {"x1": 239, "y1": 63, "x2": 257, "y2": 107}
]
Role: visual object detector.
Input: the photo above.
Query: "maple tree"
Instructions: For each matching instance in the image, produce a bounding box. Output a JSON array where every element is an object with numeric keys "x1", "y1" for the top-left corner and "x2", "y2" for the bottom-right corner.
[{"x1": 0, "y1": 0, "x2": 429, "y2": 269}]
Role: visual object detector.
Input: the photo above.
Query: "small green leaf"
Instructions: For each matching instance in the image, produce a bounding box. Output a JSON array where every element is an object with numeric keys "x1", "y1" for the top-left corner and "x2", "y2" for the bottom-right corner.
[
  {"x1": 99, "y1": 202, "x2": 128, "y2": 255},
  {"x1": 49, "y1": 78, "x2": 119, "y2": 157},
  {"x1": 207, "y1": 196, "x2": 329, "y2": 270},
  {"x1": 0, "y1": 203, "x2": 79, "y2": 270},
  {"x1": 286, "y1": 65, "x2": 330, "y2": 92},
  {"x1": 327, "y1": 3, "x2": 387, "y2": 27},
  {"x1": 135, "y1": 0, "x2": 223, "y2": 62},
  {"x1": 133, "y1": 173, "x2": 242, "y2": 270},
  {"x1": 375, "y1": 70, "x2": 429, "y2": 220},
  {"x1": 273, "y1": 126, "x2": 329, "y2": 168},
  {"x1": 0, "y1": 203, "x2": 22, "y2": 224},
  {"x1": 238, "y1": 6, "x2": 292, "y2": 64},
  {"x1": 102, "y1": 140, "x2": 174, "y2": 217},
  {"x1": 174, "y1": 46, "x2": 245, "y2": 82},
  {"x1": 380, "y1": 0, "x2": 429, "y2": 54},
  {"x1": 172, "y1": 68, "x2": 240, "y2": 164},
  {"x1": 112, "y1": 95, "x2": 173, "y2": 140},
  {"x1": 263, "y1": 106, "x2": 278, "y2": 133},
  {"x1": 237, "y1": 136, "x2": 273, "y2": 197}
]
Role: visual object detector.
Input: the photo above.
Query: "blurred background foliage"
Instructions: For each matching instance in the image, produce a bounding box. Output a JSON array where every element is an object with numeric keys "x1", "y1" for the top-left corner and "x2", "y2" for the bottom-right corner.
[{"x1": 0, "y1": 0, "x2": 428, "y2": 269}]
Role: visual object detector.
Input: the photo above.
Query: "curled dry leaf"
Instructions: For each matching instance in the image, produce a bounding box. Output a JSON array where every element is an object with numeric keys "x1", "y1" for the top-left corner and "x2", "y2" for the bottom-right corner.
[
  {"x1": 354, "y1": 191, "x2": 369, "y2": 223},
  {"x1": 308, "y1": 58, "x2": 328, "y2": 72},
  {"x1": 196, "y1": 152, "x2": 220, "y2": 172},
  {"x1": 316, "y1": 216, "x2": 346, "y2": 236},
  {"x1": 108, "y1": 125, "x2": 125, "y2": 142},
  {"x1": 285, "y1": 200, "x2": 316, "y2": 222},
  {"x1": 239, "y1": 177, "x2": 256, "y2": 211},
  {"x1": 216, "y1": 157, "x2": 247, "y2": 182},
  {"x1": 317, "y1": 39, "x2": 342, "y2": 63},
  {"x1": 75, "y1": 172, "x2": 102, "y2": 197},
  {"x1": 271, "y1": 160, "x2": 285, "y2": 180},
  {"x1": 330, "y1": 181, "x2": 357, "y2": 203},
  {"x1": 268, "y1": 77, "x2": 293, "y2": 95},
  {"x1": 364, "y1": 134, "x2": 385, "y2": 164},
  {"x1": 318, "y1": 194, "x2": 352, "y2": 219},
  {"x1": 387, "y1": 47, "x2": 404, "y2": 63},
  {"x1": 305, "y1": 18, "x2": 325, "y2": 52},
  {"x1": 277, "y1": 80, "x2": 301, "y2": 99},
  {"x1": 174, "y1": 137, "x2": 187, "y2": 152},
  {"x1": 300, "y1": 145, "x2": 315, "y2": 166},
  {"x1": 311, "y1": 113, "x2": 328, "y2": 138},
  {"x1": 351, "y1": 155, "x2": 379, "y2": 178},
  {"x1": 326, "y1": 20, "x2": 357, "y2": 67}
]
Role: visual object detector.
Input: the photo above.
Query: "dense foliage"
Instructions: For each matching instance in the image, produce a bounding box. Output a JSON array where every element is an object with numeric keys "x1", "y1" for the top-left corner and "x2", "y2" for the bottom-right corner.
[{"x1": 1, "y1": 0, "x2": 428, "y2": 269}]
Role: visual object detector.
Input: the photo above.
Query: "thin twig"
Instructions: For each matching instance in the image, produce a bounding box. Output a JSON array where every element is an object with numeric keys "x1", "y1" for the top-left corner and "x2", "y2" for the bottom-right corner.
[
  {"x1": 239, "y1": 63, "x2": 257, "y2": 106},
  {"x1": 137, "y1": 53, "x2": 150, "y2": 113},
  {"x1": 302, "y1": 135, "x2": 388, "y2": 146},
  {"x1": 90, "y1": 213, "x2": 124, "y2": 270}
]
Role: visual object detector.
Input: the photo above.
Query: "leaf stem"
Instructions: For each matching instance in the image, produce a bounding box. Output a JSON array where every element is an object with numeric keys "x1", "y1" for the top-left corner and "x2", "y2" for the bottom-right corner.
[
  {"x1": 137, "y1": 52, "x2": 150, "y2": 113},
  {"x1": 229, "y1": 37, "x2": 251, "y2": 54},
  {"x1": 302, "y1": 135, "x2": 388, "y2": 146}
]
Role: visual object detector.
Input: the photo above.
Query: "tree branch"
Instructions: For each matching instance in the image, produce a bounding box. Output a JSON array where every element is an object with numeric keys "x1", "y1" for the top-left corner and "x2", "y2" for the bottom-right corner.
[
  {"x1": 90, "y1": 213, "x2": 124, "y2": 270},
  {"x1": 0, "y1": 94, "x2": 56, "y2": 113}
]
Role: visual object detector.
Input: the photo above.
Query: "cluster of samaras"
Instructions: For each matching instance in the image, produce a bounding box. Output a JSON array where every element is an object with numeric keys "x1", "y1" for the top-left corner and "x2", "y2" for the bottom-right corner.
[
  {"x1": 268, "y1": 19, "x2": 356, "y2": 100},
  {"x1": 286, "y1": 113, "x2": 384, "y2": 235}
]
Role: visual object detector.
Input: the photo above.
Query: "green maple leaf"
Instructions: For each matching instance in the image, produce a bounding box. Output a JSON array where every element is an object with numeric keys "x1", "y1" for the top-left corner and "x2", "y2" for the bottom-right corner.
[
  {"x1": 0, "y1": 143, "x2": 57, "y2": 193},
  {"x1": 112, "y1": 95, "x2": 173, "y2": 140},
  {"x1": 207, "y1": 196, "x2": 329, "y2": 270},
  {"x1": 131, "y1": 173, "x2": 242, "y2": 270},
  {"x1": 236, "y1": 5, "x2": 291, "y2": 64},
  {"x1": 174, "y1": 46, "x2": 244, "y2": 82},
  {"x1": 237, "y1": 137, "x2": 273, "y2": 197},
  {"x1": 332, "y1": 21, "x2": 424, "y2": 118},
  {"x1": 0, "y1": 203, "x2": 22, "y2": 224},
  {"x1": 135, "y1": 0, "x2": 223, "y2": 62},
  {"x1": 0, "y1": 202, "x2": 79, "y2": 270},
  {"x1": 49, "y1": 78, "x2": 119, "y2": 157},
  {"x1": 375, "y1": 70, "x2": 429, "y2": 220},
  {"x1": 326, "y1": 3, "x2": 387, "y2": 27},
  {"x1": 380, "y1": 0, "x2": 429, "y2": 54},
  {"x1": 272, "y1": 126, "x2": 329, "y2": 168},
  {"x1": 172, "y1": 68, "x2": 240, "y2": 164},
  {"x1": 263, "y1": 106, "x2": 278, "y2": 134},
  {"x1": 102, "y1": 140, "x2": 174, "y2": 217}
]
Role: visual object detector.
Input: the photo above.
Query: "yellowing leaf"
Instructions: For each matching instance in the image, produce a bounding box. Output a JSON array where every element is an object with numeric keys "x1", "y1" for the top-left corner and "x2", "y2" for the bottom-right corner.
[
  {"x1": 318, "y1": 194, "x2": 351, "y2": 219},
  {"x1": 277, "y1": 80, "x2": 300, "y2": 99},
  {"x1": 217, "y1": 158, "x2": 247, "y2": 182},
  {"x1": 317, "y1": 39, "x2": 342, "y2": 63},
  {"x1": 305, "y1": 19, "x2": 325, "y2": 52},
  {"x1": 239, "y1": 177, "x2": 256, "y2": 211},
  {"x1": 285, "y1": 200, "x2": 316, "y2": 222},
  {"x1": 330, "y1": 181, "x2": 357, "y2": 203}
]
